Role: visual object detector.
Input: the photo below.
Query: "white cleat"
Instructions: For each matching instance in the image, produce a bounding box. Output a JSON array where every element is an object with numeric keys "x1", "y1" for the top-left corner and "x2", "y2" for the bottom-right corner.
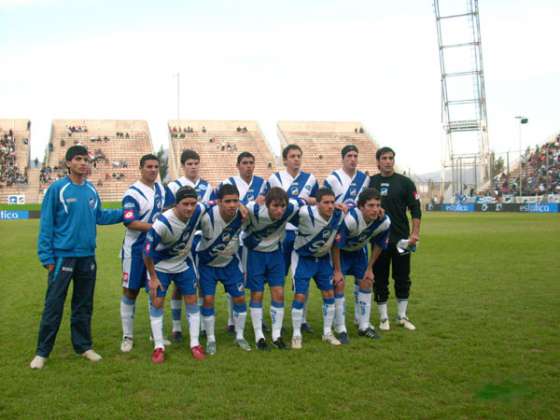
[
  {"x1": 379, "y1": 318, "x2": 390, "y2": 331},
  {"x1": 120, "y1": 337, "x2": 134, "y2": 353},
  {"x1": 30, "y1": 355, "x2": 47, "y2": 369},
  {"x1": 291, "y1": 335, "x2": 302, "y2": 349},
  {"x1": 397, "y1": 317, "x2": 416, "y2": 331},
  {"x1": 82, "y1": 349, "x2": 103, "y2": 362},
  {"x1": 322, "y1": 333, "x2": 342, "y2": 346}
]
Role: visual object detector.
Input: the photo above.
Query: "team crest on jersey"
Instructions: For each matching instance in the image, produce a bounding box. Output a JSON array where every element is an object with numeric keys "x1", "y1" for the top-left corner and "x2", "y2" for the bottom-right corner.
[
  {"x1": 380, "y1": 187, "x2": 388, "y2": 196},
  {"x1": 349, "y1": 188, "x2": 357, "y2": 197},
  {"x1": 237, "y1": 282, "x2": 244, "y2": 292},
  {"x1": 88, "y1": 197, "x2": 96, "y2": 208},
  {"x1": 246, "y1": 192, "x2": 254, "y2": 201},
  {"x1": 198, "y1": 184, "x2": 207, "y2": 191}
]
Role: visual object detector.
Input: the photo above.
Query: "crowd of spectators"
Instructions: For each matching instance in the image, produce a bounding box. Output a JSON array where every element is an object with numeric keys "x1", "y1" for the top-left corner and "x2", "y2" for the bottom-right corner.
[{"x1": 0, "y1": 131, "x2": 29, "y2": 187}]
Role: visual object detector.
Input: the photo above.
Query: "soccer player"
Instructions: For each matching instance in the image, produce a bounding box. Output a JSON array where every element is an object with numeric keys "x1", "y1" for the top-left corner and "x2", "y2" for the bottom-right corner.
[
  {"x1": 263, "y1": 144, "x2": 318, "y2": 333},
  {"x1": 332, "y1": 188, "x2": 391, "y2": 341},
  {"x1": 119, "y1": 154, "x2": 173, "y2": 353},
  {"x1": 31, "y1": 145, "x2": 123, "y2": 369},
  {"x1": 212, "y1": 151, "x2": 266, "y2": 334},
  {"x1": 324, "y1": 144, "x2": 372, "y2": 340},
  {"x1": 369, "y1": 147, "x2": 421, "y2": 331},
  {"x1": 243, "y1": 187, "x2": 303, "y2": 350},
  {"x1": 167, "y1": 149, "x2": 212, "y2": 341},
  {"x1": 290, "y1": 188, "x2": 345, "y2": 349},
  {"x1": 196, "y1": 184, "x2": 250, "y2": 354},
  {"x1": 143, "y1": 186, "x2": 207, "y2": 363}
]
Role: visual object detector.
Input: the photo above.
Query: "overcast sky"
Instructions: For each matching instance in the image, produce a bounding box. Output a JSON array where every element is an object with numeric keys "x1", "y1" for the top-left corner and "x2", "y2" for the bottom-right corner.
[{"x1": 1, "y1": 0, "x2": 558, "y2": 174}]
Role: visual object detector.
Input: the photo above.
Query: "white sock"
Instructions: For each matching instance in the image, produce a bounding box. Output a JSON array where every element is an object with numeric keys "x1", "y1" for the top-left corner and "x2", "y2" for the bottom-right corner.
[
  {"x1": 149, "y1": 304, "x2": 164, "y2": 349},
  {"x1": 397, "y1": 299, "x2": 408, "y2": 319},
  {"x1": 227, "y1": 294, "x2": 234, "y2": 327},
  {"x1": 233, "y1": 305, "x2": 247, "y2": 340},
  {"x1": 270, "y1": 303, "x2": 284, "y2": 341},
  {"x1": 323, "y1": 301, "x2": 335, "y2": 336},
  {"x1": 292, "y1": 307, "x2": 304, "y2": 337},
  {"x1": 186, "y1": 304, "x2": 200, "y2": 348},
  {"x1": 357, "y1": 291, "x2": 372, "y2": 331},
  {"x1": 334, "y1": 295, "x2": 347, "y2": 334},
  {"x1": 302, "y1": 294, "x2": 309, "y2": 324},
  {"x1": 198, "y1": 297, "x2": 206, "y2": 333},
  {"x1": 353, "y1": 284, "x2": 360, "y2": 325},
  {"x1": 170, "y1": 299, "x2": 182, "y2": 333},
  {"x1": 378, "y1": 302, "x2": 388, "y2": 321},
  {"x1": 250, "y1": 305, "x2": 264, "y2": 342},
  {"x1": 120, "y1": 296, "x2": 135, "y2": 338},
  {"x1": 202, "y1": 315, "x2": 215, "y2": 342}
]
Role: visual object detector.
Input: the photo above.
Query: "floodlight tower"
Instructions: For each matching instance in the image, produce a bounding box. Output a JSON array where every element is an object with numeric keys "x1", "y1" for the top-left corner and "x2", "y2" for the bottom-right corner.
[{"x1": 434, "y1": 0, "x2": 490, "y2": 195}]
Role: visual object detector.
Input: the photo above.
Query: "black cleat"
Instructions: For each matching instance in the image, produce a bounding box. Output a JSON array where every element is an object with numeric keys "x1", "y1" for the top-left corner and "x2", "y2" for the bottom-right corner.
[
  {"x1": 337, "y1": 331, "x2": 350, "y2": 345},
  {"x1": 272, "y1": 337, "x2": 288, "y2": 350},
  {"x1": 358, "y1": 327, "x2": 381, "y2": 340},
  {"x1": 301, "y1": 322, "x2": 313, "y2": 334},
  {"x1": 172, "y1": 331, "x2": 183, "y2": 343},
  {"x1": 256, "y1": 338, "x2": 270, "y2": 351},
  {"x1": 226, "y1": 325, "x2": 235, "y2": 335}
]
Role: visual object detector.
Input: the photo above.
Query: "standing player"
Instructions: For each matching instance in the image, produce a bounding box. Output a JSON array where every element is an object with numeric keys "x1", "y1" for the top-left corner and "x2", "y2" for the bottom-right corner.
[
  {"x1": 369, "y1": 147, "x2": 421, "y2": 331},
  {"x1": 290, "y1": 188, "x2": 345, "y2": 349},
  {"x1": 212, "y1": 151, "x2": 266, "y2": 334},
  {"x1": 31, "y1": 145, "x2": 123, "y2": 369},
  {"x1": 243, "y1": 187, "x2": 303, "y2": 350},
  {"x1": 196, "y1": 184, "x2": 250, "y2": 354},
  {"x1": 263, "y1": 144, "x2": 318, "y2": 332},
  {"x1": 119, "y1": 154, "x2": 173, "y2": 353},
  {"x1": 332, "y1": 188, "x2": 390, "y2": 341},
  {"x1": 143, "y1": 186, "x2": 207, "y2": 363},
  {"x1": 167, "y1": 149, "x2": 212, "y2": 341},
  {"x1": 324, "y1": 144, "x2": 371, "y2": 342}
]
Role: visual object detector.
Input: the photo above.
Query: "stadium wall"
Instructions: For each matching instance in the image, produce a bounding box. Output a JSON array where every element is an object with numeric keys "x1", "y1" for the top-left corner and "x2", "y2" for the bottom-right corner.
[{"x1": 426, "y1": 203, "x2": 560, "y2": 213}]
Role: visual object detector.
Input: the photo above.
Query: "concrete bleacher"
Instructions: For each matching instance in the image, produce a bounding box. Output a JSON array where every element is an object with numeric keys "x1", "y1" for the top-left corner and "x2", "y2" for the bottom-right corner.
[
  {"x1": 45, "y1": 119, "x2": 153, "y2": 202},
  {"x1": 277, "y1": 121, "x2": 379, "y2": 182},
  {"x1": 167, "y1": 120, "x2": 277, "y2": 186}
]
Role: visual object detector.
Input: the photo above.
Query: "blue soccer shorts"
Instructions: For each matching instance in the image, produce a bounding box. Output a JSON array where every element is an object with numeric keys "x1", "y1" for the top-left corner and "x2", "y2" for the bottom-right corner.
[
  {"x1": 290, "y1": 251, "x2": 334, "y2": 295},
  {"x1": 198, "y1": 257, "x2": 245, "y2": 298},
  {"x1": 245, "y1": 248, "x2": 285, "y2": 292},
  {"x1": 122, "y1": 253, "x2": 147, "y2": 291},
  {"x1": 340, "y1": 247, "x2": 368, "y2": 284}
]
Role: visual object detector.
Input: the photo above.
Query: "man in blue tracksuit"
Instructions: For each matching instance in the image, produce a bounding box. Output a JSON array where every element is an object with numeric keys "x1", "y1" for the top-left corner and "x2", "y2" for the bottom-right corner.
[{"x1": 30, "y1": 145, "x2": 123, "y2": 369}]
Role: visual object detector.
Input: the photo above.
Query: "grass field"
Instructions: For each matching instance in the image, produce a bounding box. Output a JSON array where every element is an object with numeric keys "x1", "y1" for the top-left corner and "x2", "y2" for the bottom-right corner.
[{"x1": 1, "y1": 212, "x2": 559, "y2": 419}]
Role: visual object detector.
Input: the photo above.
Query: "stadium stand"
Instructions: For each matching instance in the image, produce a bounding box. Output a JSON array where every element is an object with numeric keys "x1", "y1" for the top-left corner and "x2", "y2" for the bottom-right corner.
[
  {"x1": 43, "y1": 120, "x2": 153, "y2": 201},
  {"x1": 0, "y1": 119, "x2": 40, "y2": 204},
  {"x1": 276, "y1": 121, "x2": 379, "y2": 182},
  {"x1": 167, "y1": 120, "x2": 277, "y2": 186}
]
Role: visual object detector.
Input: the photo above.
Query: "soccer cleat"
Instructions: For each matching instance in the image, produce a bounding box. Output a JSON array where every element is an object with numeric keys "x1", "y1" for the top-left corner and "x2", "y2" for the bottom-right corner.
[
  {"x1": 82, "y1": 349, "x2": 103, "y2": 362},
  {"x1": 172, "y1": 331, "x2": 183, "y2": 343},
  {"x1": 30, "y1": 355, "x2": 47, "y2": 369},
  {"x1": 322, "y1": 333, "x2": 341, "y2": 346},
  {"x1": 190, "y1": 345, "x2": 206, "y2": 360},
  {"x1": 235, "y1": 338, "x2": 252, "y2": 352},
  {"x1": 379, "y1": 318, "x2": 390, "y2": 331},
  {"x1": 120, "y1": 336, "x2": 134, "y2": 353},
  {"x1": 226, "y1": 325, "x2": 235, "y2": 335},
  {"x1": 337, "y1": 331, "x2": 350, "y2": 345},
  {"x1": 151, "y1": 347, "x2": 165, "y2": 364},
  {"x1": 291, "y1": 336, "x2": 302, "y2": 349},
  {"x1": 397, "y1": 316, "x2": 416, "y2": 331},
  {"x1": 358, "y1": 327, "x2": 381, "y2": 340},
  {"x1": 206, "y1": 341, "x2": 217, "y2": 356},
  {"x1": 301, "y1": 322, "x2": 313, "y2": 334},
  {"x1": 272, "y1": 337, "x2": 288, "y2": 350},
  {"x1": 256, "y1": 338, "x2": 270, "y2": 351}
]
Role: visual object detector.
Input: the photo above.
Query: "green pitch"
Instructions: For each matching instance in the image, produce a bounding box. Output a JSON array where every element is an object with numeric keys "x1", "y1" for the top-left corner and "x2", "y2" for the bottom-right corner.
[{"x1": 1, "y1": 213, "x2": 559, "y2": 419}]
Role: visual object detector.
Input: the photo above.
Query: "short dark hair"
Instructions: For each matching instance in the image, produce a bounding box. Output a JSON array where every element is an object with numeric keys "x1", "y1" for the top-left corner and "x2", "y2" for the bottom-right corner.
[
  {"x1": 175, "y1": 186, "x2": 198, "y2": 203},
  {"x1": 236, "y1": 151, "x2": 255, "y2": 165},
  {"x1": 217, "y1": 183, "x2": 239, "y2": 200},
  {"x1": 140, "y1": 153, "x2": 159, "y2": 168},
  {"x1": 282, "y1": 144, "x2": 302, "y2": 160},
  {"x1": 180, "y1": 149, "x2": 200, "y2": 165},
  {"x1": 357, "y1": 188, "x2": 381, "y2": 207},
  {"x1": 341, "y1": 144, "x2": 358, "y2": 158},
  {"x1": 376, "y1": 147, "x2": 395, "y2": 161},
  {"x1": 265, "y1": 187, "x2": 288, "y2": 207},
  {"x1": 316, "y1": 187, "x2": 335, "y2": 203},
  {"x1": 65, "y1": 145, "x2": 88, "y2": 161}
]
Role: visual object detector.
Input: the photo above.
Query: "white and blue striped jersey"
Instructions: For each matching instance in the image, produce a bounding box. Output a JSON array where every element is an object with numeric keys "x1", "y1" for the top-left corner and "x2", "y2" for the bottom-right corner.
[
  {"x1": 264, "y1": 170, "x2": 318, "y2": 231},
  {"x1": 243, "y1": 199, "x2": 302, "y2": 252},
  {"x1": 323, "y1": 169, "x2": 370, "y2": 208},
  {"x1": 121, "y1": 181, "x2": 173, "y2": 259},
  {"x1": 168, "y1": 176, "x2": 212, "y2": 203},
  {"x1": 143, "y1": 205, "x2": 206, "y2": 273},
  {"x1": 294, "y1": 206, "x2": 345, "y2": 258},
  {"x1": 212, "y1": 175, "x2": 266, "y2": 205},
  {"x1": 196, "y1": 206, "x2": 244, "y2": 268},
  {"x1": 336, "y1": 208, "x2": 391, "y2": 252}
]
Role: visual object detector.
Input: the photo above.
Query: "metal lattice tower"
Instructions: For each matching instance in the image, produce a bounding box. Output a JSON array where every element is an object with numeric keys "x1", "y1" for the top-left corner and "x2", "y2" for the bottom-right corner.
[{"x1": 434, "y1": 0, "x2": 490, "y2": 194}]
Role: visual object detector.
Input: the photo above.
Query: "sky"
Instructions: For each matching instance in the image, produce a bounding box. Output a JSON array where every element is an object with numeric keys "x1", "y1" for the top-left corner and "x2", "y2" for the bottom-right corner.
[{"x1": 1, "y1": 0, "x2": 559, "y2": 174}]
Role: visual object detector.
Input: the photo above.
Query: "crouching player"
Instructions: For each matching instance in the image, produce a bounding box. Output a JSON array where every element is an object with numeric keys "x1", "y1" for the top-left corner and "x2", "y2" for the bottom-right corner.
[
  {"x1": 243, "y1": 187, "x2": 303, "y2": 350},
  {"x1": 332, "y1": 188, "x2": 390, "y2": 340},
  {"x1": 290, "y1": 188, "x2": 345, "y2": 349},
  {"x1": 196, "y1": 184, "x2": 250, "y2": 355},
  {"x1": 143, "y1": 186, "x2": 206, "y2": 363}
]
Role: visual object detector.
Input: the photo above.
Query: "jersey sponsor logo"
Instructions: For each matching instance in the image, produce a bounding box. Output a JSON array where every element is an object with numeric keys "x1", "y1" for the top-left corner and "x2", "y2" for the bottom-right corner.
[
  {"x1": 198, "y1": 184, "x2": 207, "y2": 191},
  {"x1": 322, "y1": 229, "x2": 332, "y2": 239},
  {"x1": 380, "y1": 187, "x2": 388, "y2": 196},
  {"x1": 124, "y1": 210, "x2": 135, "y2": 220},
  {"x1": 61, "y1": 266, "x2": 73, "y2": 272},
  {"x1": 66, "y1": 198, "x2": 77, "y2": 203},
  {"x1": 289, "y1": 186, "x2": 300, "y2": 196}
]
